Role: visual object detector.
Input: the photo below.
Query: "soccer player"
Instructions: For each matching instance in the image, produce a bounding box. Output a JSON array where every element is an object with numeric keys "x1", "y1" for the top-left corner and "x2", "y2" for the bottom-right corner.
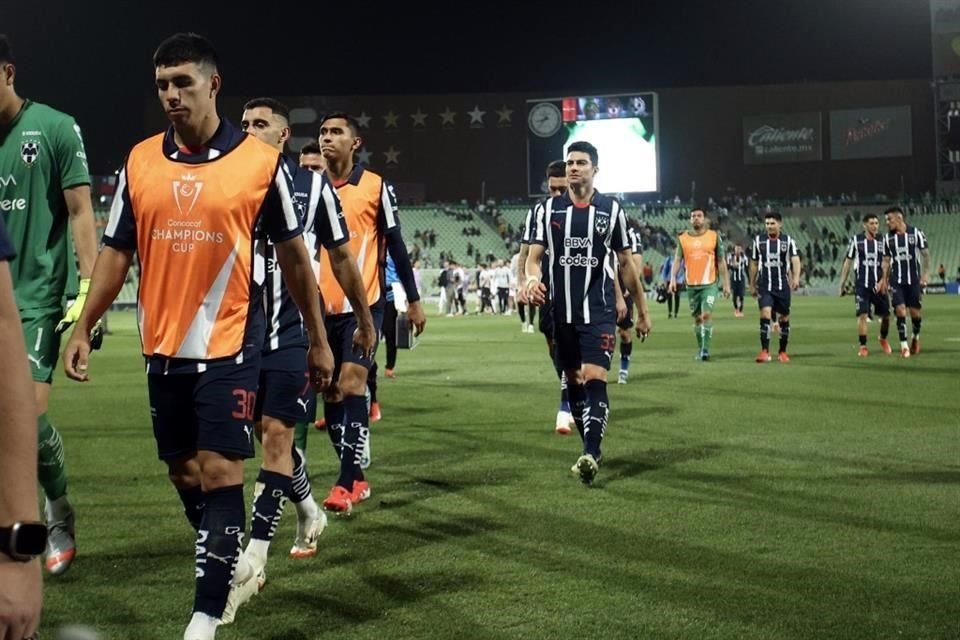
[
  {"x1": 0, "y1": 35, "x2": 100, "y2": 576},
  {"x1": 237, "y1": 98, "x2": 374, "y2": 582},
  {"x1": 727, "y1": 242, "x2": 748, "y2": 317},
  {"x1": 616, "y1": 223, "x2": 644, "y2": 382},
  {"x1": 881, "y1": 206, "x2": 930, "y2": 358},
  {"x1": 525, "y1": 141, "x2": 650, "y2": 484},
  {"x1": 838, "y1": 213, "x2": 891, "y2": 357},
  {"x1": 518, "y1": 160, "x2": 575, "y2": 433},
  {"x1": 749, "y1": 212, "x2": 801, "y2": 363},
  {"x1": 0, "y1": 214, "x2": 44, "y2": 640},
  {"x1": 669, "y1": 208, "x2": 730, "y2": 361},
  {"x1": 316, "y1": 112, "x2": 425, "y2": 514},
  {"x1": 298, "y1": 140, "x2": 326, "y2": 174},
  {"x1": 62, "y1": 33, "x2": 334, "y2": 640}
]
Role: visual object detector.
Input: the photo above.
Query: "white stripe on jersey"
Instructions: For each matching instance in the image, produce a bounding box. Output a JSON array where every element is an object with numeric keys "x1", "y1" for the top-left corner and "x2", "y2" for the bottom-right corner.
[
  {"x1": 582, "y1": 205, "x2": 596, "y2": 324},
  {"x1": 541, "y1": 199, "x2": 555, "y2": 300},
  {"x1": 274, "y1": 169, "x2": 301, "y2": 232},
  {"x1": 320, "y1": 182, "x2": 345, "y2": 242},
  {"x1": 563, "y1": 203, "x2": 573, "y2": 324},
  {"x1": 381, "y1": 183, "x2": 398, "y2": 229},
  {"x1": 105, "y1": 168, "x2": 128, "y2": 238}
]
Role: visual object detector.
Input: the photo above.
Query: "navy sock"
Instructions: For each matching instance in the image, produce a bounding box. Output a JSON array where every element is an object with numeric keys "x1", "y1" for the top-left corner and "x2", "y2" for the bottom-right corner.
[
  {"x1": 619, "y1": 341, "x2": 633, "y2": 371},
  {"x1": 912, "y1": 318, "x2": 921, "y2": 337},
  {"x1": 778, "y1": 320, "x2": 790, "y2": 353},
  {"x1": 250, "y1": 469, "x2": 290, "y2": 544},
  {"x1": 367, "y1": 363, "x2": 378, "y2": 403},
  {"x1": 760, "y1": 318, "x2": 771, "y2": 350},
  {"x1": 337, "y1": 395, "x2": 369, "y2": 489},
  {"x1": 567, "y1": 383, "x2": 586, "y2": 441},
  {"x1": 177, "y1": 485, "x2": 205, "y2": 532},
  {"x1": 194, "y1": 484, "x2": 245, "y2": 618},
  {"x1": 559, "y1": 371, "x2": 570, "y2": 412},
  {"x1": 290, "y1": 446, "x2": 312, "y2": 504},
  {"x1": 896, "y1": 316, "x2": 907, "y2": 341},
  {"x1": 325, "y1": 401, "x2": 345, "y2": 459},
  {"x1": 583, "y1": 380, "x2": 609, "y2": 458},
  {"x1": 859, "y1": 334, "x2": 867, "y2": 347}
]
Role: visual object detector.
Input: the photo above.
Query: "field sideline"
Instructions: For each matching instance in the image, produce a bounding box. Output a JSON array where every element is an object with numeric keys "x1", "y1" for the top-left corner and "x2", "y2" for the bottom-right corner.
[{"x1": 40, "y1": 296, "x2": 960, "y2": 640}]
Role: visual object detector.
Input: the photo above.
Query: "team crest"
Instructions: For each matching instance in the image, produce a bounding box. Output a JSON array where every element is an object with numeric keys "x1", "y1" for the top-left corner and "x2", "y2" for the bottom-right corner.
[
  {"x1": 595, "y1": 213, "x2": 610, "y2": 236},
  {"x1": 20, "y1": 141, "x2": 40, "y2": 166},
  {"x1": 172, "y1": 173, "x2": 204, "y2": 215}
]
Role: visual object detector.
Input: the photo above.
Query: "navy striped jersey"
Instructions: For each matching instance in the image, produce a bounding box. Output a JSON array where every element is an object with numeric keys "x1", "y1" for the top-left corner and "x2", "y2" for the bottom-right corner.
[
  {"x1": 262, "y1": 157, "x2": 348, "y2": 354},
  {"x1": 750, "y1": 234, "x2": 798, "y2": 292},
  {"x1": 530, "y1": 192, "x2": 631, "y2": 324},
  {"x1": 883, "y1": 225, "x2": 928, "y2": 286},
  {"x1": 726, "y1": 250, "x2": 748, "y2": 283},
  {"x1": 845, "y1": 233, "x2": 884, "y2": 290},
  {"x1": 521, "y1": 205, "x2": 551, "y2": 291}
]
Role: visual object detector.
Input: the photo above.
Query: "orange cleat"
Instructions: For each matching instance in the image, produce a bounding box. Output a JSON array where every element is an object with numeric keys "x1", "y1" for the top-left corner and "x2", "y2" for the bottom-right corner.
[
  {"x1": 369, "y1": 402, "x2": 382, "y2": 423},
  {"x1": 900, "y1": 347, "x2": 911, "y2": 359},
  {"x1": 878, "y1": 338, "x2": 892, "y2": 354},
  {"x1": 352, "y1": 479, "x2": 371, "y2": 504},
  {"x1": 755, "y1": 349, "x2": 771, "y2": 363},
  {"x1": 777, "y1": 351, "x2": 790, "y2": 363},
  {"x1": 322, "y1": 486, "x2": 353, "y2": 514},
  {"x1": 384, "y1": 368, "x2": 396, "y2": 378},
  {"x1": 857, "y1": 346, "x2": 869, "y2": 357},
  {"x1": 910, "y1": 337, "x2": 920, "y2": 354}
]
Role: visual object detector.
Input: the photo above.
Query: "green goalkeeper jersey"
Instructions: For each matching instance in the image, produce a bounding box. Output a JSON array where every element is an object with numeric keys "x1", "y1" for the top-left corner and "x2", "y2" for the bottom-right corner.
[{"x1": 0, "y1": 99, "x2": 90, "y2": 311}]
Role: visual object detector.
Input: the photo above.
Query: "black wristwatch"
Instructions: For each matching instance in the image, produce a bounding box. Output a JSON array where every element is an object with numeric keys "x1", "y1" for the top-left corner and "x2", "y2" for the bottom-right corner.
[{"x1": 0, "y1": 522, "x2": 47, "y2": 562}]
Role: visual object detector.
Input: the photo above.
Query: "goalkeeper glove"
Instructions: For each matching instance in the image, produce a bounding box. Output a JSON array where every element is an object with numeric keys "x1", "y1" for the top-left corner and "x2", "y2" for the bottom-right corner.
[{"x1": 57, "y1": 279, "x2": 103, "y2": 349}]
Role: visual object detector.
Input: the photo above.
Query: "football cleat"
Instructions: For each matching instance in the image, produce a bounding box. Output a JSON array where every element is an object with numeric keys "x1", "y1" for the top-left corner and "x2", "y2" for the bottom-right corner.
[
  {"x1": 352, "y1": 479, "x2": 371, "y2": 504},
  {"x1": 221, "y1": 564, "x2": 265, "y2": 625},
  {"x1": 901, "y1": 347, "x2": 911, "y2": 359},
  {"x1": 575, "y1": 454, "x2": 599, "y2": 485},
  {"x1": 878, "y1": 338, "x2": 892, "y2": 354},
  {"x1": 777, "y1": 351, "x2": 790, "y2": 363},
  {"x1": 322, "y1": 486, "x2": 354, "y2": 515},
  {"x1": 289, "y1": 510, "x2": 328, "y2": 559},
  {"x1": 44, "y1": 500, "x2": 76, "y2": 576},
  {"x1": 857, "y1": 346, "x2": 869, "y2": 357},
  {"x1": 314, "y1": 418, "x2": 326, "y2": 430},
  {"x1": 617, "y1": 369, "x2": 628, "y2": 384},
  {"x1": 369, "y1": 402, "x2": 382, "y2": 423},
  {"x1": 555, "y1": 411, "x2": 573, "y2": 435},
  {"x1": 384, "y1": 368, "x2": 396, "y2": 378},
  {"x1": 755, "y1": 349, "x2": 771, "y2": 363},
  {"x1": 699, "y1": 351, "x2": 710, "y2": 362},
  {"x1": 910, "y1": 337, "x2": 920, "y2": 354}
]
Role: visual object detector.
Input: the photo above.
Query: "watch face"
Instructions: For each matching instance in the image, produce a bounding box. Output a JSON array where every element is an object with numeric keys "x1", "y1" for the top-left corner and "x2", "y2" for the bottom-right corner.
[
  {"x1": 528, "y1": 102, "x2": 562, "y2": 138},
  {"x1": 12, "y1": 522, "x2": 47, "y2": 558}
]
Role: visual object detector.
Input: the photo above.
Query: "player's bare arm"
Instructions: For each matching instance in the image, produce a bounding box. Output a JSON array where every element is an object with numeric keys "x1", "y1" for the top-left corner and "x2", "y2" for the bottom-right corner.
[
  {"x1": 617, "y1": 247, "x2": 650, "y2": 336},
  {"x1": 791, "y1": 256, "x2": 802, "y2": 290},
  {"x1": 63, "y1": 247, "x2": 133, "y2": 381},
  {"x1": 838, "y1": 257, "x2": 852, "y2": 295},
  {"x1": 920, "y1": 248, "x2": 931, "y2": 287},
  {"x1": 718, "y1": 254, "x2": 731, "y2": 297},
  {"x1": 667, "y1": 245, "x2": 681, "y2": 294},
  {"x1": 749, "y1": 260, "x2": 758, "y2": 297},
  {"x1": 516, "y1": 243, "x2": 530, "y2": 304},
  {"x1": 63, "y1": 185, "x2": 98, "y2": 278},
  {"x1": 326, "y1": 243, "x2": 376, "y2": 356},
  {"x1": 275, "y1": 237, "x2": 333, "y2": 391},
  {"x1": 613, "y1": 272, "x2": 627, "y2": 323},
  {"x1": 524, "y1": 244, "x2": 547, "y2": 305}
]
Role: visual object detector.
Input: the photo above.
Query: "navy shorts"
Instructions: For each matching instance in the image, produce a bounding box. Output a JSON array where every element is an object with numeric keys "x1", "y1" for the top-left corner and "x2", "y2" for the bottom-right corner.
[
  {"x1": 147, "y1": 357, "x2": 260, "y2": 461},
  {"x1": 758, "y1": 289, "x2": 791, "y2": 316},
  {"x1": 889, "y1": 281, "x2": 922, "y2": 309},
  {"x1": 327, "y1": 304, "x2": 385, "y2": 379},
  {"x1": 554, "y1": 322, "x2": 617, "y2": 371},
  {"x1": 731, "y1": 280, "x2": 745, "y2": 298},
  {"x1": 855, "y1": 286, "x2": 890, "y2": 317},
  {"x1": 539, "y1": 297, "x2": 555, "y2": 339},
  {"x1": 617, "y1": 296, "x2": 635, "y2": 330}
]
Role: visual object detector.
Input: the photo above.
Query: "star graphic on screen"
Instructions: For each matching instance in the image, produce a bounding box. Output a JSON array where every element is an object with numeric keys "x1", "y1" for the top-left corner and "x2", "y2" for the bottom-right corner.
[
  {"x1": 440, "y1": 107, "x2": 456, "y2": 125},
  {"x1": 467, "y1": 105, "x2": 486, "y2": 124},
  {"x1": 496, "y1": 106, "x2": 514, "y2": 124},
  {"x1": 356, "y1": 112, "x2": 372, "y2": 128},
  {"x1": 383, "y1": 111, "x2": 399, "y2": 128},
  {"x1": 357, "y1": 148, "x2": 372, "y2": 165},
  {"x1": 410, "y1": 109, "x2": 428, "y2": 127},
  {"x1": 384, "y1": 146, "x2": 401, "y2": 164}
]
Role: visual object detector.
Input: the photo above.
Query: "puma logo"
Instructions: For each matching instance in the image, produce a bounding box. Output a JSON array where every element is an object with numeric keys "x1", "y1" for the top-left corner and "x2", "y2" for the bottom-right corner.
[{"x1": 296, "y1": 398, "x2": 310, "y2": 412}]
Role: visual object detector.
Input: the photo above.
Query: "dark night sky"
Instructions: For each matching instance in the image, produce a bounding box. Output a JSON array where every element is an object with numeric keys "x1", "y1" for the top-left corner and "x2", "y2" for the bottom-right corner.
[{"x1": 5, "y1": 0, "x2": 934, "y2": 173}]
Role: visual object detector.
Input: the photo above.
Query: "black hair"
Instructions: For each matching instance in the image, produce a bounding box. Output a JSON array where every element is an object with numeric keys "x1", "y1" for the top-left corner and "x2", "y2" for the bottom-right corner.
[
  {"x1": 153, "y1": 32, "x2": 219, "y2": 70},
  {"x1": 319, "y1": 112, "x2": 361, "y2": 137},
  {"x1": 764, "y1": 212, "x2": 783, "y2": 222},
  {"x1": 883, "y1": 206, "x2": 904, "y2": 217},
  {"x1": 0, "y1": 35, "x2": 13, "y2": 64},
  {"x1": 862, "y1": 213, "x2": 879, "y2": 223},
  {"x1": 546, "y1": 160, "x2": 566, "y2": 178},
  {"x1": 243, "y1": 97, "x2": 290, "y2": 122},
  {"x1": 690, "y1": 206, "x2": 707, "y2": 216},
  {"x1": 567, "y1": 140, "x2": 598, "y2": 166},
  {"x1": 300, "y1": 141, "x2": 322, "y2": 155}
]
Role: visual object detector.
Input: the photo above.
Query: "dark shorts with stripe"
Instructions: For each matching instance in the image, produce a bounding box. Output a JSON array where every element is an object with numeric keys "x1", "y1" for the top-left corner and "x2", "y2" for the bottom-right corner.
[
  {"x1": 758, "y1": 289, "x2": 791, "y2": 316},
  {"x1": 328, "y1": 304, "x2": 385, "y2": 380},
  {"x1": 148, "y1": 357, "x2": 260, "y2": 461},
  {"x1": 255, "y1": 347, "x2": 316, "y2": 423},
  {"x1": 617, "y1": 296, "x2": 635, "y2": 330},
  {"x1": 854, "y1": 286, "x2": 890, "y2": 317},
  {"x1": 554, "y1": 321, "x2": 617, "y2": 371},
  {"x1": 889, "y1": 281, "x2": 922, "y2": 309}
]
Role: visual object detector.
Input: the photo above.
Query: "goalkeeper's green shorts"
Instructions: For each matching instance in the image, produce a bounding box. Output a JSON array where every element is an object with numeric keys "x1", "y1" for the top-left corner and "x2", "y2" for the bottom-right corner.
[{"x1": 20, "y1": 307, "x2": 62, "y2": 384}]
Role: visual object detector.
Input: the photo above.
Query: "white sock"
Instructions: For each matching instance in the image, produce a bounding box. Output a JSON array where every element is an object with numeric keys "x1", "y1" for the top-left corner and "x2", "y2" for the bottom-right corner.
[
  {"x1": 184, "y1": 612, "x2": 219, "y2": 638},
  {"x1": 233, "y1": 551, "x2": 253, "y2": 585},
  {"x1": 296, "y1": 495, "x2": 319, "y2": 520},
  {"x1": 246, "y1": 539, "x2": 270, "y2": 569}
]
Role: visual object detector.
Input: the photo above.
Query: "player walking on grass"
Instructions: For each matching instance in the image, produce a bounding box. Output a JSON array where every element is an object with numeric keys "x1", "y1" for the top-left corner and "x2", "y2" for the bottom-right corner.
[
  {"x1": 669, "y1": 208, "x2": 730, "y2": 361},
  {"x1": 749, "y1": 212, "x2": 800, "y2": 363},
  {"x1": 525, "y1": 141, "x2": 650, "y2": 485},
  {"x1": 838, "y1": 213, "x2": 892, "y2": 357},
  {"x1": 881, "y1": 206, "x2": 929, "y2": 358},
  {"x1": 0, "y1": 35, "x2": 101, "y2": 576},
  {"x1": 726, "y1": 242, "x2": 747, "y2": 317},
  {"x1": 316, "y1": 112, "x2": 425, "y2": 514},
  {"x1": 62, "y1": 33, "x2": 334, "y2": 640}
]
